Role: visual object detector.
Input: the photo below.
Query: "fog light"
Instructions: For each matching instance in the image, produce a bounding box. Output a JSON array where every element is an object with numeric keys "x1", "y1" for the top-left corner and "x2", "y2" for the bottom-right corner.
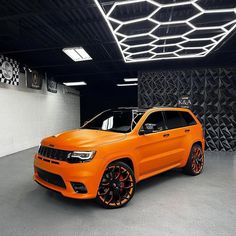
[{"x1": 71, "y1": 182, "x2": 87, "y2": 194}]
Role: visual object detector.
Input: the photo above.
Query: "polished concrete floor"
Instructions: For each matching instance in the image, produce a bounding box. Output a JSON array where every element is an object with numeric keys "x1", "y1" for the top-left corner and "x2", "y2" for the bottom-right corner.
[{"x1": 0, "y1": 148, "x2": 235, "y2": 236}]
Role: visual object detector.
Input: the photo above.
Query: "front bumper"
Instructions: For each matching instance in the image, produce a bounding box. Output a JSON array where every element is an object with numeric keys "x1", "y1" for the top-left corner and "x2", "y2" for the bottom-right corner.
[{"x1": 33, "y1": 154, "x2": 103, "y2": 199}]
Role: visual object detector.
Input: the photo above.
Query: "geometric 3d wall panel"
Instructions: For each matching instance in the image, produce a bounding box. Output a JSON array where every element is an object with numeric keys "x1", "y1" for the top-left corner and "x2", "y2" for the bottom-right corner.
[
  {"x1": 138, "y1": 68, "x2": 236, "y2": 151},
  {"x1": 94, "y1": 0, "x2": 236, "y2": 63}
]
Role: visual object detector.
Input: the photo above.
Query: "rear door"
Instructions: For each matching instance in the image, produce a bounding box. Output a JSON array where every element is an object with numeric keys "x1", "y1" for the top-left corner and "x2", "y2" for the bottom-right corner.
[{"x1": 162, "y1": 111, "x2": 189, "y2": 164}]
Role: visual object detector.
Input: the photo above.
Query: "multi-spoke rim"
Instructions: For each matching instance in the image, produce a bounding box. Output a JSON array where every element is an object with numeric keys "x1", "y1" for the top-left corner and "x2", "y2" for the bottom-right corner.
[
  {"x1": 191, "y1": 147, "x2": 204, "y2": 174},
  {"x1": 98, "y1": 165, "x2": 135, "y2": 207}
]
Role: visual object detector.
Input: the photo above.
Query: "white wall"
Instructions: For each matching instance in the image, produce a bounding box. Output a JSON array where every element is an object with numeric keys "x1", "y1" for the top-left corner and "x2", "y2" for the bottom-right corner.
[{"x1": 0, "y1": 73, "x2": 80, "y2": 157}]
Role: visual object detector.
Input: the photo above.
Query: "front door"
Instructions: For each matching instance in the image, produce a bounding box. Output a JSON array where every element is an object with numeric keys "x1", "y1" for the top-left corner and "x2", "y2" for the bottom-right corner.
[{"x1": 136, "y1": 111, "x2": 174, "y2": 176}]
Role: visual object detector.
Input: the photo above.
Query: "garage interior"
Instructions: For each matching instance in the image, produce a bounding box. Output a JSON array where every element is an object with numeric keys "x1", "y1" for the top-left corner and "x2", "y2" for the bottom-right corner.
[{"x1": 0, "y1": 0, "x2": 235, "y2": 235}]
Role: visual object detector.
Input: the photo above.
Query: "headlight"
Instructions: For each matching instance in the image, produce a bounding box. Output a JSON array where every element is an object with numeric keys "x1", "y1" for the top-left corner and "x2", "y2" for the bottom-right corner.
[{"x1": 68, "y1": 151, "x2": 96, "y2": 163}]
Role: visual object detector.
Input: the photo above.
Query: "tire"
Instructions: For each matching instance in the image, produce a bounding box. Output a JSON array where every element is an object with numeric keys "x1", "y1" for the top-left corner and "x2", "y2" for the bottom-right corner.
[
  {"x1": 96, "y1": 161, "x2": 136, "y2": 209},
  {"x1": 183, "y1": 144, "x2": 204, "y2": 176}
]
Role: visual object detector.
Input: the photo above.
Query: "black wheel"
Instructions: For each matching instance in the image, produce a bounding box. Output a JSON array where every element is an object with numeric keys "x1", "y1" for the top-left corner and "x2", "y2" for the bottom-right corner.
[
  {"x1": 183, "y1": 144, "x2": 204, "y2": 176},
  {"x1": 96, "y1": 161, "x2": 136, "y2": 209}
]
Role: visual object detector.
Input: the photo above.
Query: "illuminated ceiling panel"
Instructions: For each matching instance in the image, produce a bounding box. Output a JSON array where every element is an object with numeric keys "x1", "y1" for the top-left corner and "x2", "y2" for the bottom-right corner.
[{"x1": 94, "y1": 0, "x2": 236, "y2": 63}]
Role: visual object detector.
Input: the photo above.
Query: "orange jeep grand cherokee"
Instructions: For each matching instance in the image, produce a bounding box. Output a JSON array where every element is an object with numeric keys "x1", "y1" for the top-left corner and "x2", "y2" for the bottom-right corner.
[{"x1": 34, "y1": 107, "x2": 205, "y2": 208}]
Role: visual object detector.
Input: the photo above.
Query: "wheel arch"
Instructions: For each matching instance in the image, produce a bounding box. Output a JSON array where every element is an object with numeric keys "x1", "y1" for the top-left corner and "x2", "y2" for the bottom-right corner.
[
  {"x1": 192, "y1": 141, "x2": 203, "y2": 149},
  {"x1": 110, "y1": 157, "x2": 135, "y2": 173},
  {"x1": 181, "y1": 140, "x2": 204, "y2": 167},
  {"x1": 106, "y1": 156, "x2": 138, "y2": 180},
  {"x1": 96, "y1": 157, "x2": 136, "y2": 208},
  {"x1": 183, "y1": 140, "x2": 205, "y2": 176}
]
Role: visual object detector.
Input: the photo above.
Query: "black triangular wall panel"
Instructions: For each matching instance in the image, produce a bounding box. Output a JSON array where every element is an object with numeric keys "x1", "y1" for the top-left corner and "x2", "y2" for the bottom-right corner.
[{"x1": 138, "y1": 68, "x2": 236, "y2": 151}]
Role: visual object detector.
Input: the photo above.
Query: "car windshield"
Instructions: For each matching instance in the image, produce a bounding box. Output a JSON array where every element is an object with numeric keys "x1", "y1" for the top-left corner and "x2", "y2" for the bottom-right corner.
[{"x1": 82, "y1": 109, "x2": 144, "y2": 133}]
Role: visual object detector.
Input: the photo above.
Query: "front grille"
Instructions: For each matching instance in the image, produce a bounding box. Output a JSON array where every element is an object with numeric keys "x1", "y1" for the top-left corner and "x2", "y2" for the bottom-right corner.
[
  {"x1": 36, "y1": 167, "x2": 66, "y2": 189},
  {"x1": 38, "y1": 146, "x2": 71, "y2": 161}
]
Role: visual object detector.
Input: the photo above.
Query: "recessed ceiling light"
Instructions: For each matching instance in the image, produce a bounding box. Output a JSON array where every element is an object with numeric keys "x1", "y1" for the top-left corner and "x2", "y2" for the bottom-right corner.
[
  {"x1": 117, "y1": 83, "x2": 138, "y2": 87},
  {"x1": 63, "y1": 82, "x2": 87, "y2": 86},
  {"x1": 124, "y1": 78, "x2": 138, "y2": 82},
  {"x1": 62, "y1": 47, "x2": 92, "y2": 62},
  {"x1": 94, "y1": 0, "x2": 236, "y2": 63}
]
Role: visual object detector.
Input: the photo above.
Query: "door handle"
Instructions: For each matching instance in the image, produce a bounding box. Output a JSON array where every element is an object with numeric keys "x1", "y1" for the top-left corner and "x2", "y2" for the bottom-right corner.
[
  {"x1": 163, "y1": 133, "x2": 170, "y2": 137},
  {"x1": 185, "y1": 129, "x2": 190, "y2": 133}
]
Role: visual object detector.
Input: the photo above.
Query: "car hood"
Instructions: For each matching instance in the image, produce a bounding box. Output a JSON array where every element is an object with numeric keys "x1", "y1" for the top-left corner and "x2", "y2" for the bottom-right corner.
[{"x1": 41, "y1": 129, "x2": 127, "y2": 150}]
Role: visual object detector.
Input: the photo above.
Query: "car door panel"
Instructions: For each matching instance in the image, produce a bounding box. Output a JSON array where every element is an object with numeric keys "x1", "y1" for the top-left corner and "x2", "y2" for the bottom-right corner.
[
  {"x1": 137, "y1": 111, "x2": 190, "y2": 177},
  {"x1": 136, "y1": 111, "x2": 181, "y2": 176},
  {"x1": 163, "y1": 111, "x2": 191, "y2": 165},
  {"x1": 163, "y1": 127, "x2": 186, "y2": 164},
  {"x1": 137, "y1": 131, "x2": 171, "y2": 175}
]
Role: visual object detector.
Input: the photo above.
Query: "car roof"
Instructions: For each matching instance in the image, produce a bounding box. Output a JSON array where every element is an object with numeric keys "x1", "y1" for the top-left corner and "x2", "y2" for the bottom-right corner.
[
  {"x1": 116, "y1": 107, "x2": 191, "y2": 113},
  {"x1": 116, "y1": 107, "x2": 147, "y2": 112},
  {"x1": 148, "y1": 107, "x2": 191, "y2": 112}
]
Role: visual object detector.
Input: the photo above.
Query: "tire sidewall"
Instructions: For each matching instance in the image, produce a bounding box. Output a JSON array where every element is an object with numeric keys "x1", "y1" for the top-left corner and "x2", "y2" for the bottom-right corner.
[
  {"x1": 184, "y1": 144, "x2": 204, "y2": 176},
  {"x1": 96, "y1": 161, "x2": 136, "y2": 209}
]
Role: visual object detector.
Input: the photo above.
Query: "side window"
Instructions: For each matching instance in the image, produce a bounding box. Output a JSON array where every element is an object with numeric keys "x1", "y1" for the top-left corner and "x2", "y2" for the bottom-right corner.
[
  {"x1": 164, "y1": 111, "x2": 186, "y2": 129},
  {"x1": 142, "y1": 112, "x2": 165, "y2": 132},
  {"x1": 180, "y1": 112, "x2": 197, "y2": 126}
]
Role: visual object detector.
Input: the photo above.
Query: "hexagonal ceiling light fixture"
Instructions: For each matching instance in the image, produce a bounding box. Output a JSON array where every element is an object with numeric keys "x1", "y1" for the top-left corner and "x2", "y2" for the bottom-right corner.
[{"x1": 94, "y1": 0, "x2": 236, "y2": 63}]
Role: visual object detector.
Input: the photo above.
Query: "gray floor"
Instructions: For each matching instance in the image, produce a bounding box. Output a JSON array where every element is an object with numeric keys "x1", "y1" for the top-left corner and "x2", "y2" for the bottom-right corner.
[{"x1": 0, "y1": 148, "x2": 235, "y2": 236}]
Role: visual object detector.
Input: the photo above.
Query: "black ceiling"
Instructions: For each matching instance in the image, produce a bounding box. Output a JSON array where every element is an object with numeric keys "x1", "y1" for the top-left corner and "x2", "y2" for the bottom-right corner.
[{"x1": 1, "y1": 0, "x2": 236, "y2": 87}]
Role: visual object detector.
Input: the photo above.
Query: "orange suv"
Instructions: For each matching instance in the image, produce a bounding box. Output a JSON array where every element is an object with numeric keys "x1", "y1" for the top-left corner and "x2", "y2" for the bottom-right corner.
[{"x1": 34, "y1": 107, "x2": 205, "y2": 208}]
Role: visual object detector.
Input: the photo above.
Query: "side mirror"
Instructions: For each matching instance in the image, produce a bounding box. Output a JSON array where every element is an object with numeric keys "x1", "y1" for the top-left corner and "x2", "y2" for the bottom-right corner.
[{"x1": 139, "y1": 123, "x2": 155, "y2": 135}]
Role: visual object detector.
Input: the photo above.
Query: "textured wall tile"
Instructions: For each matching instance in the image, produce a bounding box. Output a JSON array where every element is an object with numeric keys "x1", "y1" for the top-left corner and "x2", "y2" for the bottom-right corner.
[{"x1": 139, "y1": 68, "x2": 236, "y2": 151}]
